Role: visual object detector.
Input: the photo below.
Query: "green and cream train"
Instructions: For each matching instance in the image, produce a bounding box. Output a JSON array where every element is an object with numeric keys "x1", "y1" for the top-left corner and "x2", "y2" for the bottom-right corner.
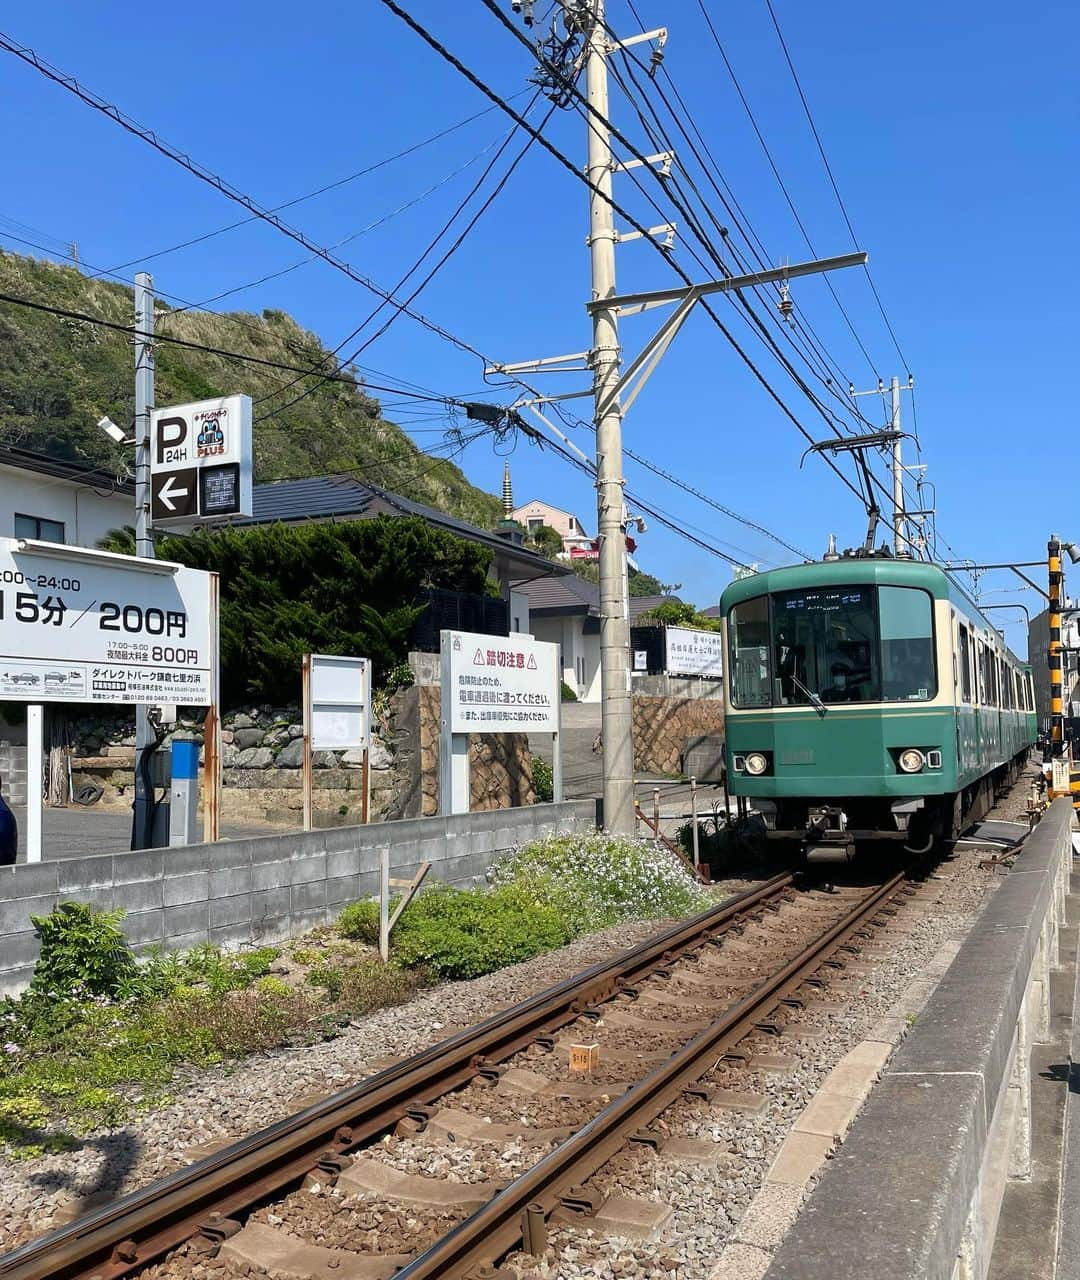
[{"x1": 719, "y1": 555, "x2": 1036, "y2": 857}]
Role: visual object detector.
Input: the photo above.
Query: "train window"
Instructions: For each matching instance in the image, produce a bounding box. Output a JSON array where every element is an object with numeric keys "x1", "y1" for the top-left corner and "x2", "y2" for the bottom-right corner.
[
  {"x1": 772, "y1": 586, "x2": 879, "y2": 704},
  {"x1": 729, "y1": 595, "x2": 771, "y2": 707},
  {"x1": 879, "y1": 587, "x2": 935, "y2": 701},
  {"x1": 959, "y1": 626, "x2": 972, "y2": 702}
]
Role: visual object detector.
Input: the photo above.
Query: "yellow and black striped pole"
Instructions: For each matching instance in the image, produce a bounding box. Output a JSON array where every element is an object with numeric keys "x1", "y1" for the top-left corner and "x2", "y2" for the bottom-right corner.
[{"x1": 1049, "y1": 534, "x2": 1064, "y2": 758}]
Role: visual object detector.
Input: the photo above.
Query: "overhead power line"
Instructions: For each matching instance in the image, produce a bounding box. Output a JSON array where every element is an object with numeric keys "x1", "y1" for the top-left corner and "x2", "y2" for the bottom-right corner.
[
  {"x1": 0, "y1": 30, "x2": 497, "y2": 370},
  {"x1": 761, "y1": 0, "x2": 911, "y2": 371},
  {"x1": 0, "y1": 25, "x2": 812, "y2": 572}
]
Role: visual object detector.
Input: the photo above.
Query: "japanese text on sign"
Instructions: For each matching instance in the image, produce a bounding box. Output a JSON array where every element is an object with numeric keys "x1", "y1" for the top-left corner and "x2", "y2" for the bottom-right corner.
[
  {"x1": 443, "y1": 629, "x2": 559, "y2": 734},
  {"x1": 666, "y1": 625, "x2": 724, "y2": 679},
  {"x1": 0, "y1": 538, "x2": 214, "y2": 705}
]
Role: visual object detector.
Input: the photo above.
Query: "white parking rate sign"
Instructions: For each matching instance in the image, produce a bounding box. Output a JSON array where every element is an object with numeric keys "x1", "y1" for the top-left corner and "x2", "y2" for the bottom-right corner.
[
  {"x1": 0, "y1": 539, "x2": 214, "y2": 705},
  {"x1": 444, "y1": 630, "x2": 559, "y2": 734}
]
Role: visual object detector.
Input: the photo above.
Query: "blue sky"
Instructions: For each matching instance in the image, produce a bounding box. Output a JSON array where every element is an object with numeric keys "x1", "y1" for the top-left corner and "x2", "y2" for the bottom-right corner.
[{"x1": 1, "y1": 1, "x2": 1076, "y2": 654}]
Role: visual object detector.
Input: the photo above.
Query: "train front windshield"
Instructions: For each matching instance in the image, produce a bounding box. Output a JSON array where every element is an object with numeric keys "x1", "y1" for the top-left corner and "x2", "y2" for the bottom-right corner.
[{"x1": 729, "y1": 585, "x2": 936, "y2": 708}]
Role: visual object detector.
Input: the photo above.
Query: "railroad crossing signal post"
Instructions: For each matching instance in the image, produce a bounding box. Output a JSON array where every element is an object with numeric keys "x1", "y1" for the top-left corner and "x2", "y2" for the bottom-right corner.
[
  {"x1": 132, "y1": 271, "x2": 156, "y2": 851},
  {"x1": 1049, "y1": 534, "x2": 1065, "y2": 758}
]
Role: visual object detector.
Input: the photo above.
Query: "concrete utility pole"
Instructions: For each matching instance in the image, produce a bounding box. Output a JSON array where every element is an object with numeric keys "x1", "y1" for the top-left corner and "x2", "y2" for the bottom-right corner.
[
  {"x1": 890, "y1": 376, "x2": 904, "y2": 556},
  {"x1": 131, "y1": 271, "x2": 155, "y2": 850},
  {"x1": 495, "y1": 3, "x2": 869, "y2": 834},
  {"x1": 585, "y1": 0, "x2": 634, "y2": 835}
]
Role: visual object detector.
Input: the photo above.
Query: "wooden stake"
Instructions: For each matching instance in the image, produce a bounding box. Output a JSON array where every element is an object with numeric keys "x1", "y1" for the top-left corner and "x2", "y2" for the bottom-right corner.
[{"x1": 301, "y1": 653, "x2": 313, "y2": 832}]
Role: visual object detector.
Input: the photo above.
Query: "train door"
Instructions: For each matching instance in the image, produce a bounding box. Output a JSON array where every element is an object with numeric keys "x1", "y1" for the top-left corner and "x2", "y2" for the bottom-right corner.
[{"x1": 957, "y1": 622, "x2": 975, "y2": 776}]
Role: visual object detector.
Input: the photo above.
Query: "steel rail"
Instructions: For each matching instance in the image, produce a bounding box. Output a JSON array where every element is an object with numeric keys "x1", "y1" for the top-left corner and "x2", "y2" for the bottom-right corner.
[
  {"x1": 394, "y1": 872, "x2": 908, "y2": 1279},
  {"x1": 1, "y1": 873, "x2": 797, "y2": 1280}
]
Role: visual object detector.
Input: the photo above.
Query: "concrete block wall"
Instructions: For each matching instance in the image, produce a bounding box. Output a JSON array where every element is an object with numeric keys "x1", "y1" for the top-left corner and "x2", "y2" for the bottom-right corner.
[
  {"x1": 765, "y1": 799, "x2": 1074, "y2": 1280},
  {"x1": 0, "y1": 798, "x2": 598, "y2": 996}
]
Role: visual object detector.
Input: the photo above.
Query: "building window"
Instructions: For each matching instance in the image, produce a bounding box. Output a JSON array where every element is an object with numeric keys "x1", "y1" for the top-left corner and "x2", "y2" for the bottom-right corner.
[
  {"x1": 14, "y1": 513, "x2": 65, "y2": 542},
  {"x1": 527, "y1": 517, "x2": 543, "y2": 532}
]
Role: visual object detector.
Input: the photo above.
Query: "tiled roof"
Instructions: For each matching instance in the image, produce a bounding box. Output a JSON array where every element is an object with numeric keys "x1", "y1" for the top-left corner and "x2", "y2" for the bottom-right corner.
[
  {"x1": 237, "y1": 474, "x2": 566, "y2": 576},
  {"x1": 0, "y1": 444, "x2": 133, "y2": 494},
  {"x1": 516, "y1": 580, "x2": 685, "y2": 620}
]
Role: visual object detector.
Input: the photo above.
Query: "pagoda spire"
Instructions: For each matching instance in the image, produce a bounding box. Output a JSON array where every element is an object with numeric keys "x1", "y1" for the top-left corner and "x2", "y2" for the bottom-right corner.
[{"x1": 502, "y1": 460, "x2": 513, "y2": 518}]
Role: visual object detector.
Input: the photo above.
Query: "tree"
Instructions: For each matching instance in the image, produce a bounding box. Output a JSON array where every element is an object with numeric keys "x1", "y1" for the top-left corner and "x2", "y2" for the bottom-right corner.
[
  {"x1": 153, "y1": 516, "x2": 493, "y2": 706},
  {"x1": 638, "y1": 600, "x2": 720, "y2": 633},
  {"x1": 527, "y1": 524, "x2": 565, "y2": 560}
]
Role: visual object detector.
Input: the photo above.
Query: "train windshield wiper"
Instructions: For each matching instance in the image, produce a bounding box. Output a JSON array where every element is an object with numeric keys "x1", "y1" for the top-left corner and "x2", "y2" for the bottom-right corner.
[{"x1": 789, "y1": 672, "x2": 827, "y2": 715}]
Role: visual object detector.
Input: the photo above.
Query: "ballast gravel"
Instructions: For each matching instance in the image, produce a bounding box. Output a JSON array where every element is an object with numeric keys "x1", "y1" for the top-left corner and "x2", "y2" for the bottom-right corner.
[
  {"x1": 0, "y1": 915, "x2": 676, "y2": 1253},
  {"x1": 0, "y1": 816, "x2": 1025, "y2": 1273}
]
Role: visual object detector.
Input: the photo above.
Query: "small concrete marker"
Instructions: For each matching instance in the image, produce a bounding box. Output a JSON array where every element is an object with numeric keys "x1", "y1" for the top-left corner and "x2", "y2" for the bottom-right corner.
[
  {"x1": 221, "y1": 1222, "x2": 409, "y2": 1280},
  {"x1": 588, "y1": 1193, "x2": 674, "y2": 1242},
  {"x1": 338, "y1": 1157, "x2": 502, "y2": 1210},
  {"x1": 765, "y1": 1131, "x2": 834, "y2": 1186}
]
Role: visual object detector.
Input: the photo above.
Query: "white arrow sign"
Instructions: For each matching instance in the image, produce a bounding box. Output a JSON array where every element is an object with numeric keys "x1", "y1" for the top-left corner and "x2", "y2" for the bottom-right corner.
[{"x1": 158, "y1": 474, "x2": 189, "y2": 511}]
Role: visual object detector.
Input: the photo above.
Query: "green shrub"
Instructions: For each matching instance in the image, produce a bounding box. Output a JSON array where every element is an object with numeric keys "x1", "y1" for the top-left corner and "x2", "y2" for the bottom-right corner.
[
  {"x1": 29, "y1": 903, "x2": 136, "y2": 999},
  {"x1": 389, "y1": 884, "x2": 569, "y2": 980},
  {"x1": 491, "y1": 833, "x2": 704, "y2": 937},
  {"x1": 560, "y1": 681, "x2": 578, "y2": 701},
  {"x1": 532, "y1": 757, "x2": 554, "y2": 803},
  {"x1": 336, "y1": 898, "x2": 397, "y2": 944}
]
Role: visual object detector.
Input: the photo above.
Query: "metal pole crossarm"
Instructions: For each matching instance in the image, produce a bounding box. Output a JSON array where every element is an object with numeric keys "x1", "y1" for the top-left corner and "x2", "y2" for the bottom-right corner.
[
  {"x1": 485, "y1": 350, "x2": 592, "y2": 376},
  {"x1": 607, "y1": 26, "x2": 667, "y2": 52},
  {"x1": 614, "y1": 150, "x2": 673, "y2": 175},
  {"x1": 615, "y1": 221, "x2": 676, "y2": 247},
  {"x1": 808, "y1": 429, "x2": 901, "y2": 454},
  {"x1": 591, "y1": 251, "x2": 868, "y2": 315}
]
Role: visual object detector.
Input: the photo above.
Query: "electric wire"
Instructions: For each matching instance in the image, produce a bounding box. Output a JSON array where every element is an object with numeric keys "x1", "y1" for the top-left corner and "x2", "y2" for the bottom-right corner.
[
  {"x1": 761, "y1": 0, "x2": 911, "y2": 372},
  {"x1": 0, "y1": 24, "x2": 814, "y2": 571}
]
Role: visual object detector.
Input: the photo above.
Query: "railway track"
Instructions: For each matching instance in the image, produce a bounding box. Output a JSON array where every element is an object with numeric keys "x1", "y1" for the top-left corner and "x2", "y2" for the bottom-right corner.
[{"x1": 2, "y1": 870, "x2": 913, "y2": 1280}]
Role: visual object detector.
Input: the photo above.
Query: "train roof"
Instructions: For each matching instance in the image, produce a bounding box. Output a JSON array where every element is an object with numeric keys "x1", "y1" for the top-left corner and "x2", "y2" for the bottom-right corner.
[{"x1": 719, "y1": 558, "x2": 1027, "y2": 665}]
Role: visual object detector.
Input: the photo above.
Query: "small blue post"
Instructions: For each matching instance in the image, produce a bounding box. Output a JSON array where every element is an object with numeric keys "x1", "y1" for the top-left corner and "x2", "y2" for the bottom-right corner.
[{"x1": 169, "y1": 739, "x2": 200, "y2": 847}]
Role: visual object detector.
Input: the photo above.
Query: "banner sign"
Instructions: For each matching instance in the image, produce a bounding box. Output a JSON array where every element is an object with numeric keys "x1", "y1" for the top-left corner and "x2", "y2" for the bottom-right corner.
[
  {"x1": 307, "y1": 653, "x2": 370, "y2": 750},
  {"x1": 442, "y1": 629, "x2": 559, "y2": 733},
  {"x1": 666, "y1": 625, "x2": 724, "y2": 679},
  {"x1": 0, "y1": 538, "x2": 214, "y2": 704}
]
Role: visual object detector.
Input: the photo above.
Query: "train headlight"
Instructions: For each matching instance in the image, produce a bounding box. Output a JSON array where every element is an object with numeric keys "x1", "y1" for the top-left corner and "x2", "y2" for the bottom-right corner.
[
  {"x1": 898, "y1": 748, "x2": 925, "y2": 774},
  {"x1": 744, "y1": 751, "x2": 769, "y2": 776}
]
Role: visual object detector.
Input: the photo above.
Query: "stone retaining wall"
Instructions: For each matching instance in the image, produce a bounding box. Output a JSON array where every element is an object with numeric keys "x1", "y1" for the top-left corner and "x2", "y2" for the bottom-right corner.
[
  {"x1": 631, "y1": 674, "x2": 725, "y2": 776},
  {"x1": 0, "y1": 798, "x2": 598, "y2": 996}
]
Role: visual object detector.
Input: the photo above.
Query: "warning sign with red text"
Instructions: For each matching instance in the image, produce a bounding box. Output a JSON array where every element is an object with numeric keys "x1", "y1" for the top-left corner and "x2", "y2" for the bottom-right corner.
[{"x1": 442, "y1": 629, "x2": 559, "y2": 734}]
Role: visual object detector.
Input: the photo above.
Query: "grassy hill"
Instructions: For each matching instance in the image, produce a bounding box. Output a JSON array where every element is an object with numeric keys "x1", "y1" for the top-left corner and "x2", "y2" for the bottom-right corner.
[{"x1": 0, "y1": 250, "x2": 503, "y2": 527}]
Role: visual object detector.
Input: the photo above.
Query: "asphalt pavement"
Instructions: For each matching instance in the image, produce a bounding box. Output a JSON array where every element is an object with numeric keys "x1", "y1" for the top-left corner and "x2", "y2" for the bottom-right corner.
[{"x1": 7, "y1": 804, "x2": 291, "y2": 862}]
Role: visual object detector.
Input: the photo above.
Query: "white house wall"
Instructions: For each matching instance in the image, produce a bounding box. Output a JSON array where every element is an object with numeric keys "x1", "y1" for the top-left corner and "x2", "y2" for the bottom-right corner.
[{"x1": 0, "y1": 466, "x2": 129, "y2": 550}]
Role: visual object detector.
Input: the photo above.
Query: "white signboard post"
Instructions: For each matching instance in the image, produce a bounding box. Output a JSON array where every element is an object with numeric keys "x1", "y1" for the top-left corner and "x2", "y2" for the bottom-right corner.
[
  {"x1": 0, "y1": 538, "x2": 219, "y2": 862},
  {"x1": 150, "y1": 394, "x2": 253, "y2": 527},
  {"x1": 439, "y1": 629, "x2": 562, "y2": 815},
  {"x1": 301, "y1": 653, "x2": 371, "y2": 830},
  {"x1": 665, "y1": 626, "x2": 724, "y2": 679}
]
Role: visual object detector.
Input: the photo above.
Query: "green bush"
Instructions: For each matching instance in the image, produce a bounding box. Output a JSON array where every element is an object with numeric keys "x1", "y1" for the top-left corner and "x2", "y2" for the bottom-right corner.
[
  {"x1": 336, "y1": 898, "x2": 398, "y2": 945},
  {"x1": 29, "y1": 903, "x2": 136, "y2": 999},
  {"x1": 532, "y1": 757, "x2": 554, "y2": 803},
  {"x1": 387, "y1": 884, "x2": 569, "y2": 980},
  {"x1": 491, "y1": 833, "x2": 704, "y2": 937},
  {"x1": 560, "y1": 681, "x2": 578, "y2": 701}
]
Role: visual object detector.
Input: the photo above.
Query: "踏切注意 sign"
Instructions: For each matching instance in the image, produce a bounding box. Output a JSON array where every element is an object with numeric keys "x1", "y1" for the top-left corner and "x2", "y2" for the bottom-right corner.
[{"x1": 443, "y1": 629, "x2": 559, "y2": 734}]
